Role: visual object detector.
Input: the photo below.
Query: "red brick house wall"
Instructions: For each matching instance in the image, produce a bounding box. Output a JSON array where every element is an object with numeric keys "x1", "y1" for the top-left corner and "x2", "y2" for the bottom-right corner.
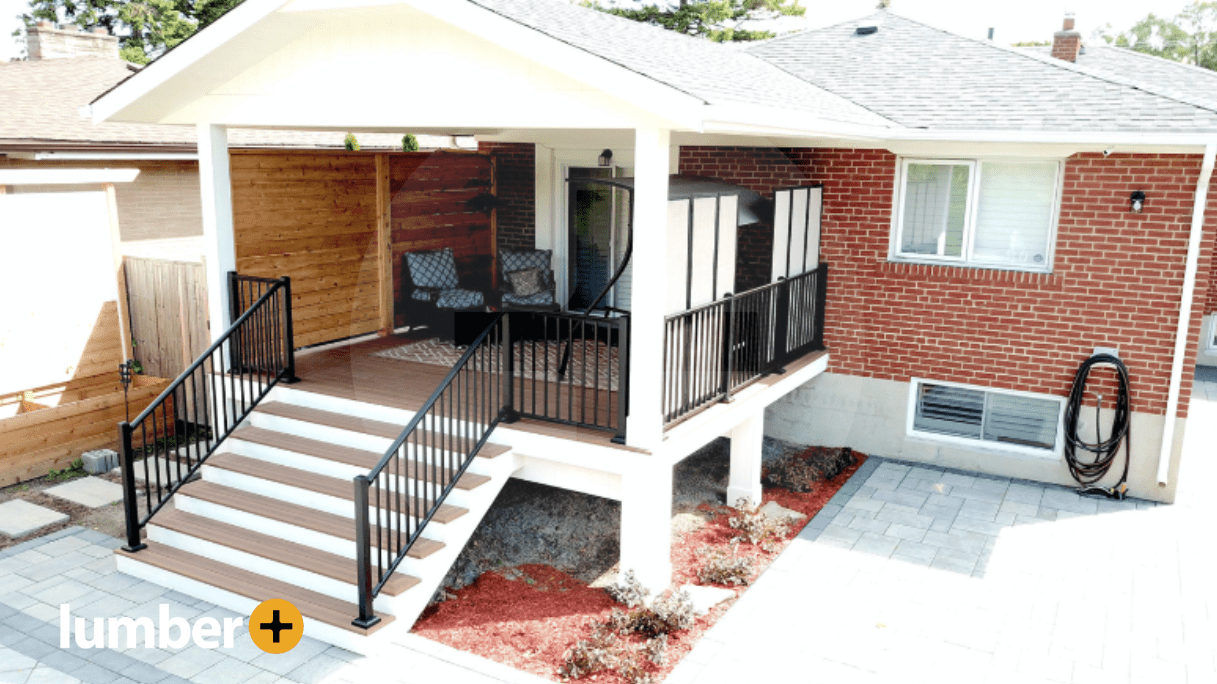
[
  {"x1": 479, "y1": 142, "x2": 536, "y2": 255},
  {"x1": 680, "y1": 146, "x2": 1217, "y2": 417}
]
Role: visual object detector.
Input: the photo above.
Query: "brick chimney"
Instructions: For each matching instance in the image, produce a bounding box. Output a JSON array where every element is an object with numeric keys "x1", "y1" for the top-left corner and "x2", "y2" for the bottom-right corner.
[
  {"x1": 1051, "y1": 15, "x2": 1082, "y2": 62},
  {"x1": 26, "y1": 22, "x2": 119, "y2": 60}
]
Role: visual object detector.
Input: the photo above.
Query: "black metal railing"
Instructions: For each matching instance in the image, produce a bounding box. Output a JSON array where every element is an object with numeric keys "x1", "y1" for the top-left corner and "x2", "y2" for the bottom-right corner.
[
  {"x1": 117, "y1": 275, "x2": 298, "y2": 552},
  {"x1": 662, "y1": 264, "x2": 828, "y2": 425},
  {"x1": 353, "y1": 314, "x2": 508, "y2": 628},
  {"x1": 506, "y1": 310, "x2": 629, "y2": 440}
]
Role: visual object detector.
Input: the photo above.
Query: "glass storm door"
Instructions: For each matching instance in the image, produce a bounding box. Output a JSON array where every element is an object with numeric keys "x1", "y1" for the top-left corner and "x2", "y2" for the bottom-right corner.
[{"x1": 567, "y1": 167, "x2": 630, "y2": 311}]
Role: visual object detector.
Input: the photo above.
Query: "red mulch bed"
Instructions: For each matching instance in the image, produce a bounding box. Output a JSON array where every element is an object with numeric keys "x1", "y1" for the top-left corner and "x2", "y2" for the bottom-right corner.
[{"x1": 413, "y1": 448, "x2": 865, "y2": 683}]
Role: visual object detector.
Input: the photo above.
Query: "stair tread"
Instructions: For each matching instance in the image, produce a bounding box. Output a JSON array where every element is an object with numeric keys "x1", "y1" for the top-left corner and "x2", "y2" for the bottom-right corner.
[
  {"x1": 153, "y1": 509, "x2": 420, "y2": 597},
  {"x1": 231, "y1": 426, "x2": 494, "y2": 490},
  {"x1": 177, "y1": 481, "x2": 445, "y2": 560},
  {"x1": 252, "y1": 403, "x2": 512, "y2": 459},
  {"x1": 207, "y1": 453, "x2": 469, "y2": 524},
  {"x1": 117, "y1": 544, "x2": 394, "y2": 636}
]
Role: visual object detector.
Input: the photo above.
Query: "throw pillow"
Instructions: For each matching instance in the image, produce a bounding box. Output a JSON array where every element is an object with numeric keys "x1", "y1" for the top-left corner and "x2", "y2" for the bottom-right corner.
[{"x1": 506, "y1": 267, "x2": 544, "y2": 298}]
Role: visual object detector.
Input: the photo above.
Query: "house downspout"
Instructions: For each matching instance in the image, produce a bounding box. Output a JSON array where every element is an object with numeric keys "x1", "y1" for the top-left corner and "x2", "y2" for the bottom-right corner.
[{"x1": 1158, "y1": 142, "x2": 1216, "y2": 486}]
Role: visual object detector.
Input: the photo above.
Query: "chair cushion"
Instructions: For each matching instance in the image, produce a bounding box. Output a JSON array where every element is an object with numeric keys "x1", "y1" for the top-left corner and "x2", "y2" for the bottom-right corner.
[
  {"x1": 505, "y1": 267, "x2": 545, "y2": 298},
  {"x1": 502, "y1": 291, "x2": 555, "y2": 307},
  {"x1": 434, "y1": 288, "x2": 485, "y2": 310},
  {"x1": 500, "y1": 250, "x2": 552, "y2": 280},
  {"x1": 406, "y1": 248, "x2": 459, "y2": 289}
]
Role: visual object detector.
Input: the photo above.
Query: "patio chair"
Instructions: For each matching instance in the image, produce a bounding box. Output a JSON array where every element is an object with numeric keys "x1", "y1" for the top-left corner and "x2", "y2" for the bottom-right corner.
[
  {"x1": 402, "y1": 247, "x2": 486, "y2": 337},
  {"x1": 498, "y1": 249, "x2": 560, "y2": 312}
]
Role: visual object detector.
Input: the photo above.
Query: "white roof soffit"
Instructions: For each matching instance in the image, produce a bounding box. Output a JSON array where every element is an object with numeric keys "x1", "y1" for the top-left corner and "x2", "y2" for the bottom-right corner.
[{"x1": 0, "y1": 168, "x2": 141, "y2": 185}]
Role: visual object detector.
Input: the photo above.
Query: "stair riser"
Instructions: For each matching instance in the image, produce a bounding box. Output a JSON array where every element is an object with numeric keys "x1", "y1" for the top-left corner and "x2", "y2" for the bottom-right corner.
[
  {"x1": 115, "y1": 554, "x2": 395, "y2": 656},
  {"x1": 199, "y1": 466, "x2": 456, "y2": 542},
  {"x1": 146, "y1": 525, "x2": 399, "y2": 616},
  {"x1": 225, "y1": 436, "x2": 493, "y2": 495},
  {"x1": 269, "y1": 386, "x2": 415, "y2": 425},
  {"x1": 175, "y1": 494, "x2": 446, "y2": 578}
]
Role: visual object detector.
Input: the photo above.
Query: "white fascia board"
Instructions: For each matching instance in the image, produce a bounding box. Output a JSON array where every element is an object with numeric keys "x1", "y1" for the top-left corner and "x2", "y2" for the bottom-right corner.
[
  {"x1": 34, "y1": 152, "x2": 198, "y2": 161},
  {"x1": 0, "y1": 168, "x2": 141, "y2": 185},
  {"x1": 401, "y1": 0, "x2": 704, "y2": 131},
  {"x1": 90, "y1": 0, "x2": 290, "y2": 124},
  {"x1": 701, "y1": 103, "x2": 896, "y2": 141},
  {"x1": 887, "y1": 128, "x2": 1217, "y2": 149}
]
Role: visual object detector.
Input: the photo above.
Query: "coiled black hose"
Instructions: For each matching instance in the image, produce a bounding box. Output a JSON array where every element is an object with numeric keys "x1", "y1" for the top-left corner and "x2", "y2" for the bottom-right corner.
[{"x1": 1062, "y1": 353, "x2": 1131, "y2": 498}]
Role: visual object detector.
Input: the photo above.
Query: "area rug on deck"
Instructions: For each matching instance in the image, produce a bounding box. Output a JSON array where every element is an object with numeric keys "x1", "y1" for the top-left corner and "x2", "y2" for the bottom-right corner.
[{"x1": 372, "y1": 338, "x2": 619, "y2": 391}]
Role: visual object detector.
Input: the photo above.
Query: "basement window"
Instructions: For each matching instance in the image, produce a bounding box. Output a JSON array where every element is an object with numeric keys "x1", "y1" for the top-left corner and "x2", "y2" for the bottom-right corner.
[
  {"x1": 892, "y1": 158, "x2": 1062, "y2": 272},
  {"x1": 907, "y1": 379, "x2": 1063, "y2": 457}
]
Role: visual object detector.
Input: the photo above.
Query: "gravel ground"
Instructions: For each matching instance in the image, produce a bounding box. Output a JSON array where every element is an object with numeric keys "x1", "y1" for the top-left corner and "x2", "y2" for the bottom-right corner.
[{"x1": 437, "y1": 436, "x2": 807, "y2": 594}]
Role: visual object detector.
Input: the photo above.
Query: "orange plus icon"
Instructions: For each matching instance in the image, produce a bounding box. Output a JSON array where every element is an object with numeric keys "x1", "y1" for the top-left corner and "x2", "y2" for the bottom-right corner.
[{"x1": 249, "y1": 599, "x2": 303, "y2": 654}]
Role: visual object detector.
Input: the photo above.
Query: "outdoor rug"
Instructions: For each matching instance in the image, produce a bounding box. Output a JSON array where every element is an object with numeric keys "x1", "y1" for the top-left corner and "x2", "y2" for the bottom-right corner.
[{"x1": 372, "y1": 338, "x2": 619, "y2": 391}]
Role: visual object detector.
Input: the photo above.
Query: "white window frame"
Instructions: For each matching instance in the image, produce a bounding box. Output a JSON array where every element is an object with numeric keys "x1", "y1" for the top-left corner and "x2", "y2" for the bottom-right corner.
[
  {"x1": 905, "y1": 378, "x2": 1065, "y2": 459},
  {"x1": 1208, "y1": 315, "x2": 1217, "y2": 351},
  {"x1": 890, "y1": 157, "x2": 1064, "y2": 273}
]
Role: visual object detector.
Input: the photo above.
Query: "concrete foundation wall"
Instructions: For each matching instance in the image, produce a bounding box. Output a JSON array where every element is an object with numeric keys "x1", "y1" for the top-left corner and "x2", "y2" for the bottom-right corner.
[{"x1": 767, "y1": 372, "x2": 1182, "y2": 503}]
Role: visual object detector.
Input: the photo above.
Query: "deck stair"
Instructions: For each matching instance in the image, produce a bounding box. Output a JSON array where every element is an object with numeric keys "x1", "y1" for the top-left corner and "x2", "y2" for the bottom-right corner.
[{"x1": 116, "y1": 387, "x2": 518, "y2": 655}]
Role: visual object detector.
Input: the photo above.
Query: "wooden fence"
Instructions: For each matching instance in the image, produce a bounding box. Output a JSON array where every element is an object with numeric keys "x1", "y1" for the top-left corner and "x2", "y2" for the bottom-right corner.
[{"x1": 123, "y1": 256, "x2": 210, "y2": 379}]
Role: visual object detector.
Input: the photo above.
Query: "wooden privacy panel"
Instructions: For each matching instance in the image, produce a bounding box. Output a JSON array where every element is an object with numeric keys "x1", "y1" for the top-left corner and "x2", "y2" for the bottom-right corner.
[
  {"x1": 771, "y1": 185, "x2": 823, "y2": 282},
  {"x1": 390, "y1": 152, "x2": 493, "y2": 319},
  {"x1": 230, "y1": 151, "x2": 494, "y2": 348},
  {"x1": 231, "y1": 151, "x2": 380, "y2": 348}
]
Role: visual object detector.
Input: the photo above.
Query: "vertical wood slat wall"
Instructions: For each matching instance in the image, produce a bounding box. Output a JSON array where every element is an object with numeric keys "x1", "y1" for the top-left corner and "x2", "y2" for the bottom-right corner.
[{"x1": 229, "y1": 150, "x2": 494, "y2": 349}]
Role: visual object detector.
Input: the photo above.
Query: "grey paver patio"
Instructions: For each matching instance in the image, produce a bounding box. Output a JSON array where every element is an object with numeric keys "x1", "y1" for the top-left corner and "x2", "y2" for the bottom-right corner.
[
  {"x1": 43, "y1": 477, "x2": 124, "y2": 508},
  {"x1": 0, "y1": 500, "x2": 69, "y2": 538}
]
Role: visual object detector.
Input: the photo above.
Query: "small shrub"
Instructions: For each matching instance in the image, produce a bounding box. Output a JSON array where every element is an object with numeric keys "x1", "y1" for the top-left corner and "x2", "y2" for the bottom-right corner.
[
  {"x1": 616, "y1": 652, "x2": 655, "y2": 684},
  {"x1": 728, "y1": 498, "x2": 789, "y2": 548},
  {"x1": 645, "y1": 633, "x2": 668, "y2": 666},
  {"x1": 344, "y1": 133, "x2": 360, "y2": 151},
  {"x1": 764, "y1": 447, "x2": 856, "y2": 492},
  {"x1": 698, "y1": 544, "x2": 754, "y2": 586},
  {"x1": 47, "y1": 459, "x2": 85, "y2": 482},
  {"x1": 608, "y1": 589, "x2": 695, "y2": 639},
  {"x1": 402, "y1": 134, "x2": 420, "y2": 152},
  {"x1": 557, "y1": 622, "x2": 620, "y2": 680},
  {"x1": 606, "y1": 569, "x2": 649, "y2": 608}
]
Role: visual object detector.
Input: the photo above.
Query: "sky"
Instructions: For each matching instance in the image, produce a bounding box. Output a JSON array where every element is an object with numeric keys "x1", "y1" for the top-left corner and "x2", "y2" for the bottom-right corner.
[{"x1": 0, "y1": 0, "x2": 1204, "y2": 62}]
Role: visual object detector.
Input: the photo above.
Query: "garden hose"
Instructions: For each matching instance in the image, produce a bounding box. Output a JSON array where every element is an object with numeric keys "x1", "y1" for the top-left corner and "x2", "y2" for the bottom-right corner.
[{"x1": 1062, "y1": 353, "x2": 1131, "y2": 500}]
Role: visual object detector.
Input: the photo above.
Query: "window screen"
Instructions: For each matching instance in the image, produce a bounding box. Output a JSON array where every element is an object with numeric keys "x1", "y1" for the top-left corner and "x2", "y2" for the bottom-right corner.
[
  {"x1": 913, "y1": 381, "x2": 1060, "y2": 453},
  {"x1": 971, "y1": 162, "x2": 1058, "y2": 268},
  {"x1": 899, "y1": 163, "x2": 970, "y2": 258}
]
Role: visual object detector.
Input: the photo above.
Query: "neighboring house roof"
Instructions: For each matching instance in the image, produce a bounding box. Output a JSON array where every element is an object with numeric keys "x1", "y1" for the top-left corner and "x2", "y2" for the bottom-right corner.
[
  {"x1": 0, "y1": 55, "x2": 446, "y2": 150},
  {"x1": 464, "y1": 0, "x2": 898, "y2": 129},
  {"x1": 744, "y1": 12, "x2": 1217, "y2": 133},
  {"x1": 1022, "y1": 44, "x2": 1217, "y2": 112}
]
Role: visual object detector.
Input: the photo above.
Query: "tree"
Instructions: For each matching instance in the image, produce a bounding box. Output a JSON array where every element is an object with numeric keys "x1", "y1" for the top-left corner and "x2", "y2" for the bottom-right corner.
[
  {"x1": 19, "y1": 0, "x2": 243, "y2": 63},
  {"x1": 1095, "y1": 2, "x2": 1217, "y2": 70},
  {"x1": 583, "y1": 0, "x2": 805, "y2": 43}
]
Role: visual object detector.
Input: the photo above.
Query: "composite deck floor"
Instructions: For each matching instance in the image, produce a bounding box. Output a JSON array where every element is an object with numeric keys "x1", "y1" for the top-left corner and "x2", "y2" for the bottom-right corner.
[{"x1": 291, "y1": 334, "x2": 633, "y2": 449}]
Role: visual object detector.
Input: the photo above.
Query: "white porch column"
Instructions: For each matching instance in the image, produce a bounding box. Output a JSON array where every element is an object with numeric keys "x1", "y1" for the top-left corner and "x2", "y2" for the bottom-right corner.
[
  {"x1": 727, "y1": 411, "x2": 765, "y2": 507},
  {"x1": 619, "y1": 463, "x2": 673, "y2": 594},
  {"x1": 625, "y1": 128, "x2": 671, "y2": 449},
  {"x1": 198, "y1": 124, "x2": 236, "y2": 347}
]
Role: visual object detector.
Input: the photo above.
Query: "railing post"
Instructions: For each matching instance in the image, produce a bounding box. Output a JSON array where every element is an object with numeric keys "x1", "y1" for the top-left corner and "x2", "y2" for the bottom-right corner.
[
  {"x1": 118, "y1": 422, "x2": 146, "y2": 552},
  {"x1": 227, "y1": 271, "x2": 242, "y2": 372},
  {"x1": 812, "y1": 263, "x2": 829, "y2": 351},
  {"x1": 500, "y1": 313, "x2": 518, "y2": 422},
  {"x1": 722, "y1": 293, "x2": 736, "y2": 403},
  {"x1": 612, "y1": 315, "x2": 629, "y2": 444},
  {"x1": 773, "y1": 277, "x2": 791, "y2": 372},
  {"x1": 352, "y1": 475, "x2": 381, "y2": 629},
  {"x1": 281, "y1": 276, "x2": 300, "y2": 383}
]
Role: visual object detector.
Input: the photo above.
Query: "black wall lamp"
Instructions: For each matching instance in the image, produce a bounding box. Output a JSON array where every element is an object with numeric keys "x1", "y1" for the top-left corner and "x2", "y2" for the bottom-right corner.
[
  {"x1": 1130, "y1": 191, "x2": 1146, "y2": 214},
  {"x1": 598, "y1": 149, "x2": 613, "y2": 167}
]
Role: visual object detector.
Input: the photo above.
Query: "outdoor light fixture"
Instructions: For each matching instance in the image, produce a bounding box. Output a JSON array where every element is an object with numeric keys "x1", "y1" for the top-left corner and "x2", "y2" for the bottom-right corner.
[
  {"x1": 598, "y1": 149, "x2": 613, "y2": 167},
  {"x1": 1130, "y1": 191, "x2": 1146, "y2": 214}
]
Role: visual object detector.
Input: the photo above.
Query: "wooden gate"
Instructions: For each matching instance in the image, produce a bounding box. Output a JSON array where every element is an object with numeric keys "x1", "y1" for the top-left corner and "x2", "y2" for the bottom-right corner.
[{"x1": 123, "y1": 256, "x2": 210, "y2": 378}]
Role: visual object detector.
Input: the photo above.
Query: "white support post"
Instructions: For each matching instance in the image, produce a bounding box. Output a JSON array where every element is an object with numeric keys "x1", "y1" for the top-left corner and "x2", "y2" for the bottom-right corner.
[
  {"x1": 198, "y1": 124, "x2": 236, "y2": 349},
  {"x1": 726, "y1": 411, "x2": 765, "y2": 508},
  {"x1": 619, "y1": 463, "x2": 673, "y2": 595},
  {"x1": 625, "y1": 128, "x2": 671, "y2": 450}
]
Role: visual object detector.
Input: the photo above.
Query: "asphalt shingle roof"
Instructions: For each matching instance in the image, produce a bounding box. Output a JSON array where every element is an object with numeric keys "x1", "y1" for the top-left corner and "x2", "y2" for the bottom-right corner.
[
  {"x1": 0, "y1": 55, "x2": 443, "y2": 149},
  {"x1": 1023, "y1": 44, "x2": 1217, "y2": 113},
  {"x1": 745, "y1": 12, "x2": 1217, "y2": 133},
  {"x1": 466, "y1": 0, "x2": 898, "y2": 128}
]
